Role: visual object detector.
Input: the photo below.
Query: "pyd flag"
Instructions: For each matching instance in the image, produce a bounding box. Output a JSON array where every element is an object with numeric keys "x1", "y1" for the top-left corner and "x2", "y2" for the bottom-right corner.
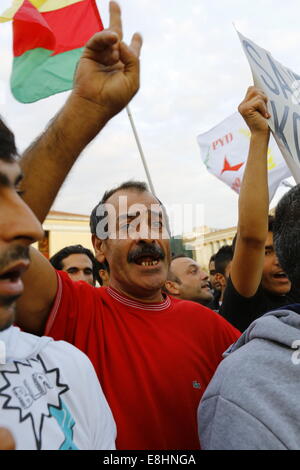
[
  {"x1": 0, "y1": 0, "x2": 103, "y2": 103},
  {"x1": 197, "y1": 111, "x2": 292, "y2": 201}
]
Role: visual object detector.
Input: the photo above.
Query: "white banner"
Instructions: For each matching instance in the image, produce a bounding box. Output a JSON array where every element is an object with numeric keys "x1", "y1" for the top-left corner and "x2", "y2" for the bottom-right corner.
[
  {"x1": 197, "y1": 112, "x2": 292, "y2": 201},
  {"x1": 238, "y1": 30, "x2": 300, "y2": 182}
]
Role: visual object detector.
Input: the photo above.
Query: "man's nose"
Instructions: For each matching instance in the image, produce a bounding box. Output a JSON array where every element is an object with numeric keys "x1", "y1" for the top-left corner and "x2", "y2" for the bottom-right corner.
[
  {"x1": 1, "y1": 194, "x2": 44, "y2": 244},
  {"x1": 273, "y1": 253, "x2": 281, "y2": 267}
]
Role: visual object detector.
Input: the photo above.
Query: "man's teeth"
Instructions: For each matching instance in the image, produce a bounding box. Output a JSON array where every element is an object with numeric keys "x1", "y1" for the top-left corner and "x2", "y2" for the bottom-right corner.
[{"x1": 141, "y1": 260, "x2": 159, "y2": 266}]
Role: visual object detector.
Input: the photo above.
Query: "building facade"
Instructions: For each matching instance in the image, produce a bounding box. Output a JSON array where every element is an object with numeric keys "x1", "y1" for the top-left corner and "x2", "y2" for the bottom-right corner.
[
  {"x1": 36, "y1": 210, "x2": 92, "y2": 258},
  {"x1": 183, "y1": 225, "x2": 237, "y2": 270}
]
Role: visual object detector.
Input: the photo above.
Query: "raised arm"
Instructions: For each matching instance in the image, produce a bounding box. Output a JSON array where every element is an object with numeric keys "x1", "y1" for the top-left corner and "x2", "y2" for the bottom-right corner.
[
  {"x1": 15, "y1": 2, "x2": 142, "y2": 335},
  {"x1": 230, "y1": 86, "x2": 271, "y2": 297},
  {"x1": 20, "y1": 1, "x2": 142, "y2": 223}
]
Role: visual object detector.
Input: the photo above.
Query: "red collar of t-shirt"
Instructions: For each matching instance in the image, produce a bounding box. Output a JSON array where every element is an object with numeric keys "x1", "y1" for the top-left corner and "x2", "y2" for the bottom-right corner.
[{"x1": 107, "y1": 286, "x2": 172, "y2": 311}]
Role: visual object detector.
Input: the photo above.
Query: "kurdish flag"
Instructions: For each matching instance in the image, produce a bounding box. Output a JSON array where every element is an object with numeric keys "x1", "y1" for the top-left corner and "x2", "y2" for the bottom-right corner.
[{"x1": 0, "y1": 0, "x2": 103, "y2": 103}]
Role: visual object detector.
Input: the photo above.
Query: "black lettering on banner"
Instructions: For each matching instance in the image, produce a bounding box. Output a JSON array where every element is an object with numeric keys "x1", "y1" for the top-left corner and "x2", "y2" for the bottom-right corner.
[
  {"x1": 266, "y1": 54, "x2": 293, "y2": 99},
  {"x1": 270, "y1": 101, "x2": 293, "y2": 156},
  {"x1": 243, "y1": 40, "x2": 279, "y2": 95},
  {"x1": 293, "y1": 112, "x2": 300, "y2": 163}
]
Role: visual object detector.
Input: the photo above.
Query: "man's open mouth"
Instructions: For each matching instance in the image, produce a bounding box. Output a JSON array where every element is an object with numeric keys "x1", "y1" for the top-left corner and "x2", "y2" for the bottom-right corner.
[
  {"x1": 273, "y1": 271, "x2": 288, "y2": 279},
  {"x1": 201, "y1": 283, "x2": 210, "y2": 289},
  {"x1": 128, "y1": 244, "x2": 165, "y2": 267},
  {"x1": 0, "y1": 261, "x2": 29, "y2": 298},
  {"x1": 0, "y1": 261, "x2": 29, "y2": 281},
  {"x1": 133, "y1": 256, "x2": 160, "y2": 267},
  {"x1": 0, "y1": 270, "x2": 22, "y2": 282}
]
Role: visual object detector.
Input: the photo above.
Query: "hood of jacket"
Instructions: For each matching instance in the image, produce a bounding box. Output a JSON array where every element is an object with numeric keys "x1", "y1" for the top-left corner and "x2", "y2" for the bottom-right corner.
[
  {"x1": 0, "y1": 326, "x2": 53, "y2": 364},
  {"x1": 224, "y1": 305, "x2": 300, "y2": 358}
]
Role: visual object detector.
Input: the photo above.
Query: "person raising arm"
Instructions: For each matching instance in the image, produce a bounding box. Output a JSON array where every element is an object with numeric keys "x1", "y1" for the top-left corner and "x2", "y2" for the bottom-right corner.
[
  {"x1": 220, "y1": 87, "x2": 299, "y2": 332},
  {"x1": 21, "y1": 1, "x2": 142, "y2": 223},
  {"x1": 15, "y1": 1, "x2": 142, "y2": 335}
]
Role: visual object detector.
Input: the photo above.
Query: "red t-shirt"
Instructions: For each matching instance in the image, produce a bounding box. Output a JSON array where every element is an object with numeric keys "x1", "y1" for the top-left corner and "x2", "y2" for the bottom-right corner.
[{"x1": 45, "y1": 271, "x2": 240, "y2": 450}]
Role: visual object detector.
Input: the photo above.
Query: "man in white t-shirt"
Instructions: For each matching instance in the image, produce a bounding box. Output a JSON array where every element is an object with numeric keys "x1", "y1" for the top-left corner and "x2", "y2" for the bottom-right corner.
[
  {"x1": 0, "y1": 115, "x2": 116, "y2": 450},
  {"x1": 0, "y1": 1, "x2": 143, "y2": 448}
]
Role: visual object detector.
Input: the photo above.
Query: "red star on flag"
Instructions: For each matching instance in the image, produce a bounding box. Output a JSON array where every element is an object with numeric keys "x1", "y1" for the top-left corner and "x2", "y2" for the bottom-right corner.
[{"x1": 221, "y1": 156, "x2": 244, "y2": 175}]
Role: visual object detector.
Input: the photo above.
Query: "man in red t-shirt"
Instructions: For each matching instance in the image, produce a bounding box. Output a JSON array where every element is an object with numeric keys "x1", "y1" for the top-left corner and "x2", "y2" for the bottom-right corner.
[
  {"x1": 14, "y1": 3, "x2": 240, "y2": 449},
  {"x1": 39, "y1": 181, "x2": 239, "y2": 449}
]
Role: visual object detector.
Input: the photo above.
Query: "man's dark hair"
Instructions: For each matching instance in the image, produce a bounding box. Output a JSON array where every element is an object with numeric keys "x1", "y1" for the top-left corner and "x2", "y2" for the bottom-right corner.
[
  {"x1": 215, "y1": 245, "x2": 233, "y2": 276},
  {"x1": 209, "y1": 254, "x2": 216, "y2": 264},
  {"x1": 274, "y1": 185, "x2": 300, "y2": 285},
  {"x1": 0, "y1": 117, "x2": 18, "y2": 162},
  {"x1": 50, "y1": 244, "x2": 96, "y2": 273},
  {"x1": 90, "y1": 181, "x2": 149, "y2": 235},
  {"x1": 268, "y1": 214, "x2": 275, "y2": 232},
  {"x1": 96, "y1": 260, "x2": 110, "y2": 272},
  {"x1": 90, "y1": 179, "x2": 170, "y2": 239}
]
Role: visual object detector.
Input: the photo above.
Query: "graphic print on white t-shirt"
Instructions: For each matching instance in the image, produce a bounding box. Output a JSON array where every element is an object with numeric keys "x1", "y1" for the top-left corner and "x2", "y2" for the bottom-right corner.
[
  {"x1": 0, "y1": 353, "x2": 78, "y2": 450},
  {"x1": 0, "y1": 325, "x2": 117, "y2": 450}
]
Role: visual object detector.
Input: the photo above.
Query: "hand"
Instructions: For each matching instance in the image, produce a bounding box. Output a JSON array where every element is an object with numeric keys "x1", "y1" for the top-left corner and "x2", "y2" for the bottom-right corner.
[
  {"x1": 0, "y1": 427, "x2": 15, "y2": 450},
  {"x1": 73, "y1": 1, "x2": 143, "y2": 122},
  {"x1": 238, "y1": 86, "x2": 271, "y2": 135}
]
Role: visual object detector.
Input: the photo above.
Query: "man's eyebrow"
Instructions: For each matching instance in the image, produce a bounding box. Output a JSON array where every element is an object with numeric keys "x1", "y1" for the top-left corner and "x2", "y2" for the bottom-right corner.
[
  {"x1": 0, "y1": 172, "x2": 10, "y2": 187},
  {"x1": 0, "y1": 171, "x2": 23, "y2": 188},
  {"x1": 117, "y1": 210, "x2": 163, "y2": 220},
  {"x1": 265, "y1": 245, "x2": 273, "y2": 250},
  {"x1": 187, "y1": 263, "x2": 198, "y2": 270},
  {"x1": 117, "y1": 213, "x2": 136, "y2": 222}
]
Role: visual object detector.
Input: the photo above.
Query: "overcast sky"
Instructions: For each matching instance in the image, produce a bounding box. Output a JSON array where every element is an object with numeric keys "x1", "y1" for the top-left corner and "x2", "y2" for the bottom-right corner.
[{"x1": 0, "y1": 0, "x2": 299, "y2": 232}]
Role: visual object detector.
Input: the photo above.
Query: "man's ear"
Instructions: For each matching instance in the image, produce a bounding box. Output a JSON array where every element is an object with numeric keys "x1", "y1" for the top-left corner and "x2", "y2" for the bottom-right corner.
[
  {"x1": 92, "y1": 234, "x2": 106, "y2": 263},
  {"x1": 99, "y1": 269, "x2": 110, "y2": 285},
  {"x1": 165, "y1": 280, "x2": 180, "y2": 296}
]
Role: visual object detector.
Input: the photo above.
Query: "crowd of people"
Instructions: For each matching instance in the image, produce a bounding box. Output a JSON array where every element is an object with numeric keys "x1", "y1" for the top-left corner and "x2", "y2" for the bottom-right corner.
[{"x1": 1, "y1": 1, "x2": 300, "y2": 451}]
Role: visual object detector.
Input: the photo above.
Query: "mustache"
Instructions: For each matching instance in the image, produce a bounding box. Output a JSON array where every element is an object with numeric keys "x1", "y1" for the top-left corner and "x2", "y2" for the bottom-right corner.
[
  {"x1": 0, "y1": 295, "x2": 19, "y2": 308},
  {"x1": 0, "y1": 245, "x2": 30, "y2": 273},
  {"x1": 127, "y1": 243, "x2": 165, "y2": 263}
]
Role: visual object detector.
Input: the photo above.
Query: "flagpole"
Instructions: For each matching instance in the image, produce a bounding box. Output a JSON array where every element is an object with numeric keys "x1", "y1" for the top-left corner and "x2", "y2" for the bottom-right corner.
[{"x1": 126, "y1": 105, "x2": 156, "y2": 196}]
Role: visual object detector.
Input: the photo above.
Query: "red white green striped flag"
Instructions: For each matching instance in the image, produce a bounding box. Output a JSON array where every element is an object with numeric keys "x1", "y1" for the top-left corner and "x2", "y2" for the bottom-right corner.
[{"x1": 0, "y1": 0, "x2": 103, "y2": 103}]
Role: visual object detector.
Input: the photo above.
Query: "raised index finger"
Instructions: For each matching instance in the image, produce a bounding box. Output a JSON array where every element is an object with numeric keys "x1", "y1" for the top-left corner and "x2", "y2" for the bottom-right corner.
[{"x1": 108, "y1": 1, "x2": 123, "y2": 40}]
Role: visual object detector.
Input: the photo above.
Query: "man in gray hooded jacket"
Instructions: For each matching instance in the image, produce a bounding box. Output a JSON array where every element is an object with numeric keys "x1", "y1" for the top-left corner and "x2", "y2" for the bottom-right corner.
[
  {"x1": 198, "y1": 88, "x2": 300, "y2": 450},
  {"x1": 198, "y1": 308, "x2": 300, "y2": 450}
]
